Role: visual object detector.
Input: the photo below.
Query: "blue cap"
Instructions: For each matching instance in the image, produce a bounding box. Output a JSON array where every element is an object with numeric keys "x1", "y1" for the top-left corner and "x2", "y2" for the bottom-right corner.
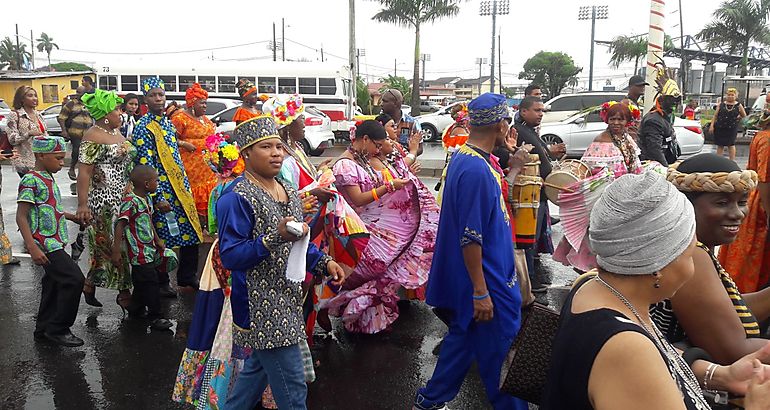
[{"x1": 468, "y1": 93, "x2": 510, "y2": 126}]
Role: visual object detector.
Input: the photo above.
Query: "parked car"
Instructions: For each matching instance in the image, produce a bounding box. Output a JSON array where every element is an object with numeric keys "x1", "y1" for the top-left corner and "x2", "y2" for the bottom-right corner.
[
  {"x1": 539, "y1": 109, "x2": 704, "y2": 158},
  {"x1": 542, "y1": 92, "x2": 627, "y2": 123},
  {"x1": 416, "y1": 101, "x2": 468, "y2": 142},
  {"x1": 419, "y1": 100, "x2": 441, "y2": 113},
  {"x1": 211, "y1": 104, "x2": 335, "y2": 156},
  {"x1": 41, "y1": 104, "x2": 63, "y2": 135},
  {"x1": 0, "y1": 99, "x2": 10, "y2": 136}
]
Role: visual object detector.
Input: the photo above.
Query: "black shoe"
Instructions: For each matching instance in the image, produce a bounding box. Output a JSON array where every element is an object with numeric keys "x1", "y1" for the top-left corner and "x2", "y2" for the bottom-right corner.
[
  {"x1": 68, "y1": 167, "x2": 77, "y2": 181},
  {"x1": 178, "y1": 280, "x2": 199, "y2": 290},
  {"x1": 150, "y1": 318, "x2": 173, "y2": 330},
  {"x1": 45, "y1": 332, "x2": 84, "y2": 347},
  {"x1": 71, "y1": 233, "x2": 85, "y2": 261},
  {"x1": 34, "y1": 331, "x2": 47, "y2": 342},
  {"x1": 159, "y1": 284, "x2": 177, "y2": 298},
  {"x1": 128, "y1": 306, "x2": 148, "y2": 319}
]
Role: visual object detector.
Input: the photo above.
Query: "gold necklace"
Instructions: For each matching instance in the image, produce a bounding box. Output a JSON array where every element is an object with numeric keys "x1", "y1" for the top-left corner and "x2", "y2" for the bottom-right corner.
[
  {"x1": 95, "y1": 124, "x2": 120, "y2": 136},
  {"x1": 245, "y1": 170, "x2": 281, "y2": 200}
]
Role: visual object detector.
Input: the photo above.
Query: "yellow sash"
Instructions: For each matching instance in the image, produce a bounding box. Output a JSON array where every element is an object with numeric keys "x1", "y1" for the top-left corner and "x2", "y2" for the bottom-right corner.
[{"x1": 147, "y1": 120, "x2": 203, "y2": 242}]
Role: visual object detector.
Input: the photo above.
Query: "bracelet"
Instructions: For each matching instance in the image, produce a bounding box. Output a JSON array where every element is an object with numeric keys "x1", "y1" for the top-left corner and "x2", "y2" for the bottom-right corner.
[
  {"x1": 472, "y1": 293, "x2": 490, "y2": 300},
  {"x1": 371, "y1": 188, "x2": 380, "y2": 201},
  {"x1": 406, "y1": 153, "x2": 416, "y2": 162},
  {"x1": 389, "y1": 180, "x2": 396, "y2": 192},
  {"x1": 704, "y1": 363, "x2": 718, "y2": 391}
]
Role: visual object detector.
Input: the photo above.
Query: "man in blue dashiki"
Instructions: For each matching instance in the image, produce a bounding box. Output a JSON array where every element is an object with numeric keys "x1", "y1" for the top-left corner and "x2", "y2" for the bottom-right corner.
[
  {"x1": 132, "y1": 77, "x2": 202, "y2": 295},
  {"x1": 415, "y1": 93, "x2": 527, "y2": 410}
]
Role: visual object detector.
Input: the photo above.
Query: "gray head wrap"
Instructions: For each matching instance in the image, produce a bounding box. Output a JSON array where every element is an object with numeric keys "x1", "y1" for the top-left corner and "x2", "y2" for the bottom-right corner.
[{"x1": 589, "y1": 171, "x2": 695, "y2": 275}]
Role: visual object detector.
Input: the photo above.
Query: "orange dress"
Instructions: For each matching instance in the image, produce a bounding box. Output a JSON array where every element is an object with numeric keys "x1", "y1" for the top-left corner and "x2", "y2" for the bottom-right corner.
[
  {"x1": 718, "y1": 130, "x2": 770, "y2": 293},
  {"x1": 171, "y1": 112, "x2": 218, "y2": 214},
  {"x1": 232, "y1": 106, "x2": 261, "y2": 125}
]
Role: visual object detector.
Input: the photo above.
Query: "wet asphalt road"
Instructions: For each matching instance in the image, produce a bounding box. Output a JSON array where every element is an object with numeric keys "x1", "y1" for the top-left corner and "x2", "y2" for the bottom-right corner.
[{"x1": 0, "y1": 143, "x2": 749, "y2": 409}]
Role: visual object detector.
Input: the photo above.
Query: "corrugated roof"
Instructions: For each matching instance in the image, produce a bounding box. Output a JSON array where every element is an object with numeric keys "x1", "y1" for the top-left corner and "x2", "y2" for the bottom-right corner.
[{"x1": 0, "y1": 70, "x2": 93, "y2": 80}]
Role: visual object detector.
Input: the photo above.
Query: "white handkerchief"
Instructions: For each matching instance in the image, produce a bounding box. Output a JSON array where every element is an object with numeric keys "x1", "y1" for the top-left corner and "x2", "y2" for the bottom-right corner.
[{"x1": 285, "y1": 233, "x2": 310, "y2": 283}]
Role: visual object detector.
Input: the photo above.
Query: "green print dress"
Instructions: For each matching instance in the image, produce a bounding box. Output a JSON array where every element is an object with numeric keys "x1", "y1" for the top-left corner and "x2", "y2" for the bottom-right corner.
[{"x1": 80, "y1": 140, "x2": 137, "y2": 290}]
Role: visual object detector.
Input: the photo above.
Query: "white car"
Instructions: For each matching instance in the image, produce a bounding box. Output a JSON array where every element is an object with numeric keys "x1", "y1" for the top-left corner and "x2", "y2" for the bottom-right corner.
[
  {"x1": 41, "y1": 104, "x2": 63, "y2": 135},
  {"x1": 542, "y1": 92, "x2": 627, "y2": 123},
  {"x1": 211, "y1": 104, "x2": 335, "y2": 156},
  {"x1": 416, "y1": 101, "x2": 467, "y2": 142},
  {"x1": 539, "y1": 110, "x2": 704, "y2": 158}
]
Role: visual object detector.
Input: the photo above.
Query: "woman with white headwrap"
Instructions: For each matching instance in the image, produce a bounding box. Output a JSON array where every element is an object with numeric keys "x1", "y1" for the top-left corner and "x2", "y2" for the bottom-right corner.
[{"x1": 543, "y1": 171, "x2": 770, "y2": 409}]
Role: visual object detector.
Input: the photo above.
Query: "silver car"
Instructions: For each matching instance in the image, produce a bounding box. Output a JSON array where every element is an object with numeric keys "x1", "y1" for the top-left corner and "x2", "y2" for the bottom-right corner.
[{"x1": 41, "y1": 104, "x2": 63, "y2": 135}]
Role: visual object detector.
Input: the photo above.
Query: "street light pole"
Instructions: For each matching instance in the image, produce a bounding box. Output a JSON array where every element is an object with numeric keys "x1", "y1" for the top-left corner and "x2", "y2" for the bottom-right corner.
[
  {"x1": 421, "y1": 54, "x2": 430, "y2": 90},
  {"x1": 475, "y1": 58, "x2": 488, "y2": 97},
  {"x1": 480, "y1": 0, "x2": 509, "y2": 93},
  {"x1": 578, "y1": 5, "x2": 609, "y2": 91}
]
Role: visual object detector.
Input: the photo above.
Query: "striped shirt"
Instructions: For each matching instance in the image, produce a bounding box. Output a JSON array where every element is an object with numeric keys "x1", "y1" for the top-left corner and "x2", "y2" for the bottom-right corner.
[
  {"x1": 58, "y1": 99, "x2": 93, "y2": 139},
  {"x1": 651, "y1": 242, "x2": 761, "y2": 342}
]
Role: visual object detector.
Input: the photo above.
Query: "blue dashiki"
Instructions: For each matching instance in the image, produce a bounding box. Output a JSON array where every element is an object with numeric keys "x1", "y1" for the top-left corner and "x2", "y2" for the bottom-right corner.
[{"x1": 132, "y1": 113, "x2": 202, "y2": 248}]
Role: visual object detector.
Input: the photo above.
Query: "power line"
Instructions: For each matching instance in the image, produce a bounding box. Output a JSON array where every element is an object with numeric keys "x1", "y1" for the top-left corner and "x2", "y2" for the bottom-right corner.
[{"x1": 58, "y1": 40, "x2": 271, "y2": 55}]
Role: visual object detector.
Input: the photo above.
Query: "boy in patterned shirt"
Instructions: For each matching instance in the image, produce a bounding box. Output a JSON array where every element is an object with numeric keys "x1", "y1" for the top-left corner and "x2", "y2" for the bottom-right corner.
[
  {"x1": 112, "y1": 164, "x2": 177, "y2": 330},
  {"x1": 17, "y1": 136, "x2": 86, "y2": 347}
]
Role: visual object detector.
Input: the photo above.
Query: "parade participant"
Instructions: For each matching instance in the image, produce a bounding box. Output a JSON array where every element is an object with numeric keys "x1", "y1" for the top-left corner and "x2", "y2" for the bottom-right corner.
[
  {"x1": 132, "y1": 77, "x2": 203, "y2": 294},
  {"x1": 415, "y1": 93, "x2": 527, "y2": 410},
  {"x1": 682, "y1": 99, "x2": 700, "y2": 121},
  {"x1": 515, "y1": 96, "x2": 561, "y2": 292},
  {"x1": 216, "y1": 115, "x2": 346, "y2": 410},
  {"x1": 647, "y1": 153, "x2": 769, "y2": 366},
  {"x1": 76, "y1": 89, "x2": 137, "y2": 309},
  {"x1": 625, "y1": 75, "x2": 647, "y2": 109},
  {"x1": 719, "y1": 110, "x2": 770, "y2": 294},
  {"x1": 441, "y1": 102, "x2": 470, "y2": 151},
  {"x1": 18, "y1": 136, "x2": 85, "y2": 347},
  {"x1": 327, "y1": 120, "x2": 438, "y2": 334},
  {"x1": 638, "y1": 63, "x2": 682, "y2": 167},
  {"x1": 8, "y1": 85, "x2": 47, "y2": 176},
  {"x1": 232, "y1": 78, "x2": 262, "y2": 125},
  {"x1": 81, "y1": 75, "x2": 95, "y2": 94},
  {"x1": 710, "y1": 88, "x2": 747, "y2": 161},
  {"x1": 113, "y1": 165, "x2": 177, "y2": 330},
  {"x1": 171, "y1": 83, "x2": 218, "y2": 219},
  {"x1": 58, "y1": 86, "x2": 93, "y2": 181},
  {"x1": 120, "y1": 93, "x2": 140, "y2": 139},
  {"x1": 0, "y1": 148, "x2": 20, "y2": 265},
  {"x1": 380, "y1": 88, "x2": 423, "y2": 155},
  {"x1": 376, "y1": 112, "x2": 421, "y2": 170},
  {"x1": 525, "y1": 84, "x2": 543, "y2": 100},
  {"x1": 553, "y1": 101, "x2": 643, "y2": 272},
  {"x1": 544, "y1": 171, "x2": 770, "y2": 409}
]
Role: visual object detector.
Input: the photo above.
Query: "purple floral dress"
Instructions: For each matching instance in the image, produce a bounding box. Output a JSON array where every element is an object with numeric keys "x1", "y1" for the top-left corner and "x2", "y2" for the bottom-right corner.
[{"x1": 325, "y1": 155, "x2": 439, "y2": 333}]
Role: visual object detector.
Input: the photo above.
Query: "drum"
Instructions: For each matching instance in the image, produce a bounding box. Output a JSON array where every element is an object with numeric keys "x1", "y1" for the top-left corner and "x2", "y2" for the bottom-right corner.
[
  {"x1": 521, "y1": 154, "x2": 541, "y2": 177},
  {"x1": 512, "y1": 175, "x2": 542, "y2": 247},
  {"x1": 544, "y1": 160, "x2": 591, "y2": 204}
]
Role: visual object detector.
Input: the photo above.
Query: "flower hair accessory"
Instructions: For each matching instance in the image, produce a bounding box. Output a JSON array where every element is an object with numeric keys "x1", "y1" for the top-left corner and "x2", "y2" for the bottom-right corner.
[
  {"x1": 599, "y1": 101, "x2": 641, "y2": 123},
  {"x1": 263, "y1": 94, "x2": 305, "y2": 128},
  {"x1": 202, "y1": 132, "x2": 244, "y2": 177}
]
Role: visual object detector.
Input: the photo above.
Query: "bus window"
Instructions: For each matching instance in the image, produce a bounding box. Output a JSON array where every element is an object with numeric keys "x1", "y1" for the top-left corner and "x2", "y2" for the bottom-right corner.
[
  {"x1": 121, "y1": 75, "x2": 139, "y2": 92},
  {"x1": 199, "y1": 76, "x2": 216, "y2": 92},
  {"x1": 299, "y1": 77, "x2": 317, "y2": 94},
  {"x1": 99, "y1": 75, "x2": 118, "y2": 91},
  {"x1": 219, "y1": 76, "x2": 236, "y2": 93},
  {"x1": 278, "y1": 77, "x2": 297, "y2": 94},
  {"x1": 179, "y1": 76, "x2": 195, "y2": 92},
  {"x1": 258, "y1": 77, "x2": 276, "y2": 94},
  {"x1": 319, "y1": 78, "x2": 336, "y2": 95},
  {"x1": 160, "y1": 75, "x2": 177, "y2": 92}
]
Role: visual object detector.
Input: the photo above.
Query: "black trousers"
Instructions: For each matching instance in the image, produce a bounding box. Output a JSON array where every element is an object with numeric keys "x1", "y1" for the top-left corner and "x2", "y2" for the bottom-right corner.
[
  {"x1": 157, "y1": 245, "x2": 199, "y2": 286},
  {"x1": 69, "y1": 136, "x2": 81, "y2": 168},
  {"x1": 35, "y1": 249, "x2": 85, "y2": 336},
  {"x1": 131, "y1": 263, "x2": 161, "y2": 318}
]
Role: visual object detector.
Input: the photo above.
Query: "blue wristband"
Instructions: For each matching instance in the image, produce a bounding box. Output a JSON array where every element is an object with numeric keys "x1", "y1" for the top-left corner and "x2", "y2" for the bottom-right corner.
[{"x1": 472, "y1": 293, "x2": 490, "y2": 300}]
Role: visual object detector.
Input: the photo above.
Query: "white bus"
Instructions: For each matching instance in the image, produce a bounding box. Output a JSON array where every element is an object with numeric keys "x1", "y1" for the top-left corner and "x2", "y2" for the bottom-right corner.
[{"x1": 94, "y1": 61, "x2": 353, "y2": 132}]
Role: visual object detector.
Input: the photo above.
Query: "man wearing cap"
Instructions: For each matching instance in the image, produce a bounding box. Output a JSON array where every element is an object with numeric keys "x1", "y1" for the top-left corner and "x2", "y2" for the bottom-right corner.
[
  {"x1": 132, "y1": 77, "x2": 203, "y2": 296},
  {"x1": 415, "y1": 93, "x2": 527, "y2": 410},
  {"x1": 623, "y1": 75, "x2": 648, "y2": 142}
]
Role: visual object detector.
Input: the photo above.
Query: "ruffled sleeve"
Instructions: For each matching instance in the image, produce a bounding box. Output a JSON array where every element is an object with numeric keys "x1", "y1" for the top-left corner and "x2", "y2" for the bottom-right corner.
[{"x1": 332, "y1": 158, "x2": 367, "y2": 187}]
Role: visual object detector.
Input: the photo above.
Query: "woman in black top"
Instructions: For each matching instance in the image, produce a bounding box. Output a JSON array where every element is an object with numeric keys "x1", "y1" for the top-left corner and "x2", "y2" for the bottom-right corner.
[
  {"x1": 543, "y1": 171, "x2": 770, "y2": 410},
  {"x1": 710, "y1": 88, "x2": 747, "y2": 161}
]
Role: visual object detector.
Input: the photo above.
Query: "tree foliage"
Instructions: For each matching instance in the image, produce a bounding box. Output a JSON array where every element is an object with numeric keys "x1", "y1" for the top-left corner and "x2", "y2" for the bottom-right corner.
[
  {"x1": 356, "y1": 77, "x2": 372, "y2": 114},
  {"x1": 0, "y1": 37, "x2": 31, "y2": 70},
  {"x1": 49, "y1": 62, "x2": 93, "y2": 72},
  {"x1": 518, "y1": 51, "x2": 582, "y2": 98},
  {"x1": 379, "y1": 75, "x2": 412, "y2": 104},
  {"x1": 36, "y1": 33, "x2": 59, "y2": 67},
  {"x1": 607, "y1": 35, "x2": 675, "y2": 74},
  {"x1": 697, "y1": 0, "x2": 770, "y2": 77},
  {"x1": 371, "y1": 0, "x2": 463, "y2": 116}
]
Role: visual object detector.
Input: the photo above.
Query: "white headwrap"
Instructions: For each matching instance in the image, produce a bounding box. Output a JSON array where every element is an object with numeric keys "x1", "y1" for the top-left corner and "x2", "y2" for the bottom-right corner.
[{"x1": 589, "y1": 171, "x2": 695, "y2": 275}]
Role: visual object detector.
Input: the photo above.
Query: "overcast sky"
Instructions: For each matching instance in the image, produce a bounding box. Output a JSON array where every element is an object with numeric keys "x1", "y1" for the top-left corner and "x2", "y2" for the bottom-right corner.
[{"x1": 2, "y1": 0, "x2": 732, "y2": 89}]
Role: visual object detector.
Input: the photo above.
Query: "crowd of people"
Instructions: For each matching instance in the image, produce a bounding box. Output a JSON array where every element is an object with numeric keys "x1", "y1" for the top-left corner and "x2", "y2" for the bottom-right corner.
[{"x1": 4, "y1": 62, "x2": 770, "y2": 409}]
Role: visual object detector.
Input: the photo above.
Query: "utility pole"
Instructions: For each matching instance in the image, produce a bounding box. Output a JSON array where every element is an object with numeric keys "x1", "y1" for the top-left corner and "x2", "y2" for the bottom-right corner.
[
  {"x1": 320, "y1": 44, "x2": 324, "y2": 62},
  {"x1": 348, "y1": 0, "x2": 357, "y2": 120},
  {"x1": 498, "y1": 33, "x2": 503, "y2": 94},
  {"x1": 475, "y1": 58, "x2": 487, "y2": 97},
  {"x1": 394, "y1": 59, "x2": 397, "y2": 77},
  {"x1": 15, "y1": 24, "x2": 21, "y2": 70},
  {"x1": 421, "y1": 54, "x2": 430, "y2": 91},
  {"x1": 678, "y1": 0, "x2": 687, "y2": 100},
  {"x1": 480, "y1": 1, "x2": 509, "y2": 93},
  {"x1": 272, "y1": 22, "x2": 277, "y2": 62},
  {"x1": 578, "y1": 5, "x2": 609, "y2": 91},
  {"x1": 30, "y1": 30, "x2": 34, "y2": 70},
  {"x1": 282, "y1": 18, "x2": 286, "y2": 61},
  {"x1": 356, "y1": 49, "x2": 366, "y2": 81}
]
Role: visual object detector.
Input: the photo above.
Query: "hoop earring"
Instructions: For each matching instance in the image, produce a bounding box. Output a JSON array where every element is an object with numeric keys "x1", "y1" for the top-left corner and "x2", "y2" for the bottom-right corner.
[
  {"x1": 652, "y1": 272, "x2": 661, "y2": 289},
  {"x1": 104, "y1": 118, "x2": 110, "y2": 125}
]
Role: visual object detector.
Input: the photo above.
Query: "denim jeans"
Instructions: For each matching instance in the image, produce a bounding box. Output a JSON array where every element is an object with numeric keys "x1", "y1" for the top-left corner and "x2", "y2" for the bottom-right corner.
[{"x1": 225, "y1": 343, "x2": 306, "y2": 410}]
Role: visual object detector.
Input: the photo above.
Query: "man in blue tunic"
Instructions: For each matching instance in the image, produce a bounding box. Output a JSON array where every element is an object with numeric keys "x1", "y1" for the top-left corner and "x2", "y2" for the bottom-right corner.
[{"x1": 414, "y1": 93, "x2": 527, "y2": 410}]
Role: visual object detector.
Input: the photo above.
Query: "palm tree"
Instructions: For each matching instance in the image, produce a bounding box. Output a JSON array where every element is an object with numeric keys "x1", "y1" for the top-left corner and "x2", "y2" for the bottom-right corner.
[
  {"x1": 371, "y1": 0, "x2": 463, "y2": 116},
  {"x1": 697, "y1": 0, "x2": 770, "y2": 77},
  {"x1": 0, "y1": 37, "x2": 31, "y2": 70},
  {"x1": 36, "y1": 33, "x2": 59, "y2": 68},
  {"x1": 607, "y1": 35, "x2": 674, "y2": 75}
]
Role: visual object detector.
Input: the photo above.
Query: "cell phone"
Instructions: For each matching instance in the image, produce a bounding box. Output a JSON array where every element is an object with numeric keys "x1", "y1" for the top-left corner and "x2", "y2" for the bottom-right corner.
[
  {"x1": 1, "y1": 149, "x2": 13, "y2": 156},
  {"x1": 286, "y1": 220, "x2": 304, "y2": 238},
  {"x1": 398, "y1": 122, "x2": 413, "y2": 145}
]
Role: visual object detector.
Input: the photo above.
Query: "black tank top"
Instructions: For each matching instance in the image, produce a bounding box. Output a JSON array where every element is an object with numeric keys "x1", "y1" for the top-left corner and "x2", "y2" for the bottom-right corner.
[{"x1": 542, "y1": 280, "x2": 707, "y2": 409}]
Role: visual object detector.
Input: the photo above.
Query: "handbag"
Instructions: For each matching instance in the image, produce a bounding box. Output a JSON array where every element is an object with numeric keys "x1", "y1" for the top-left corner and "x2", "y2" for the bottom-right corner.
[{"x1": 499, "y1": 302, "x2": 560, "y2": 404}]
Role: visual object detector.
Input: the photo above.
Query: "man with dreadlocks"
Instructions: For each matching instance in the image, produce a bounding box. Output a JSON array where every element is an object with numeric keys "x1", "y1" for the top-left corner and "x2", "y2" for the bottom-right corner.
[{"x1": 638, "y1": 64, "x2": 682, "y2": 167}]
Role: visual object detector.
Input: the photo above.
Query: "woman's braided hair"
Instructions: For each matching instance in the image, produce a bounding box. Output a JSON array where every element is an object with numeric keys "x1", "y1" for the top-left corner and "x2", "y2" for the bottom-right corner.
[{"x1": 668, "y1": 161, "x2": 757, "y2": 193}]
